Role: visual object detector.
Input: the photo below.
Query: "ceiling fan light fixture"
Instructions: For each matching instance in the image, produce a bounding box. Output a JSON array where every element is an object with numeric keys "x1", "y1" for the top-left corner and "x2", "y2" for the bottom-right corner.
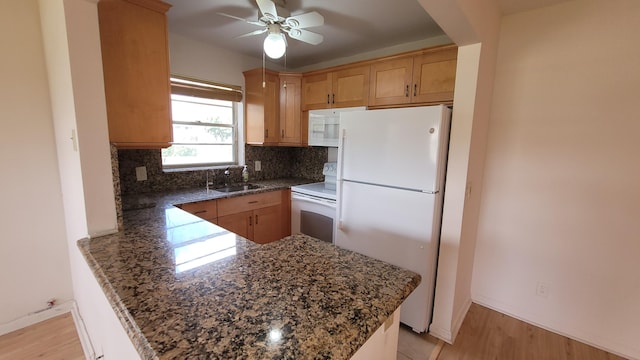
[{"x1": 263, "y1": 25, "x2": 286, "y2": 59}]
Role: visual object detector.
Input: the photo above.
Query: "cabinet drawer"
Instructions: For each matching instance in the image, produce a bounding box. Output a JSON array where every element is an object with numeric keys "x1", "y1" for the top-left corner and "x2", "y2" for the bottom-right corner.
[
  {"x1": 217, "y1": 191, "x2": 282, "y2": 217},
  {"x1": 180, "y1": 200, "x2": 218, "y2": 221}
]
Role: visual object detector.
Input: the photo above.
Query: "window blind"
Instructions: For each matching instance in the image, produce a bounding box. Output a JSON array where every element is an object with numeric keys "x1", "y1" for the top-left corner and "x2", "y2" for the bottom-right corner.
[{"x1": 170, "y1": 75, "x2": 242, "y2": 102}]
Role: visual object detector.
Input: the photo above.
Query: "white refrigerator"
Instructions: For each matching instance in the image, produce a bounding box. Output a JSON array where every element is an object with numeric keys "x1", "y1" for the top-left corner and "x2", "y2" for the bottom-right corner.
[{"x1": 336, "y1": 105, "x2": 451, "y2": 332}]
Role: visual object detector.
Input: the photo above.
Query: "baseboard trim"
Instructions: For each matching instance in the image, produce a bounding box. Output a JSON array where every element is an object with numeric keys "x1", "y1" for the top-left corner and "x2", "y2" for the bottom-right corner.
[
  {"x1": 0, "y1": 301, "x2": 74, "y2": 336},
  {"x1": 70, "y1": 301, "x2": 96, "y2": 360},
  {"x1": 450, "y1": 297, "x2": 472, "y2": 343},
  {"x1": 428, "y1": 297, "x2": 472, "y2": 344}
]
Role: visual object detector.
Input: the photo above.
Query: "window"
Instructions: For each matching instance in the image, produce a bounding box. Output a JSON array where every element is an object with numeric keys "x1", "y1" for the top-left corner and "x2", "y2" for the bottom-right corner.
[{"x1": 162, "y1": 76, "x2": 242, "y2": 168}]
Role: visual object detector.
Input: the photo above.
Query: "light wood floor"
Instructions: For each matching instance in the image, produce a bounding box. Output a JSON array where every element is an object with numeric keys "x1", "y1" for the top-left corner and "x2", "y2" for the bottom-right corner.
[
  {"x1": 436, "y1": 303, "x2": 627, "y2": 360},
  {"x1": 0, "y1": 312, "x2": 84, "y2": 360},
  {"x1": 0, "y1": 305, "x2": 627, "y2": 360}
]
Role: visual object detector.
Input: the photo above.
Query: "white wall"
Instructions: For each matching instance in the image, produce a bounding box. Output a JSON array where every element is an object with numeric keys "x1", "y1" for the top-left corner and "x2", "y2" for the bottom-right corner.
[
  {"x1": 417, "y1": 0, "x2": 501, "y2": 343},
  {"x1": 39, "y1": 0, "x2": 134, "y2": 357},
  {"x1": 169, "y1": 33, "x2": 263, "y2": 87},
  {"x1": 0, "y1": 0, "x2": 73, "y2": 325},
  {"x1": 473, "y1": 1, "x2": 640, "y2": 358}
]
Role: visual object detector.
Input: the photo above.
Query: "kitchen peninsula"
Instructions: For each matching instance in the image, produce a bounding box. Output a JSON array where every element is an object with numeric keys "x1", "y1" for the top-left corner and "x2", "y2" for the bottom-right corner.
[{"x1": 79, "y1": 181, "x2": 420, "y2": 359}]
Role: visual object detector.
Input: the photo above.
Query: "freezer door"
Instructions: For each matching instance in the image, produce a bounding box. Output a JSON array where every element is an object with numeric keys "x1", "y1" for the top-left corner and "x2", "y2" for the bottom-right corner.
[
  {"x1": 336, "y1": 181, "x2": 440, "y2": 332},
  {"x1": 339, "y1": 105, "x2": 450, "y2": 192}
]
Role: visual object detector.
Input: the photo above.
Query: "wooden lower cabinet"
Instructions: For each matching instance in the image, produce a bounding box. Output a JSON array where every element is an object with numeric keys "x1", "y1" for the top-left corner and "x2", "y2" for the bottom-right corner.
[
  {"x1": 217, "y1": 211, "x2": 252, "y2": 239},
  {"x1": 179, "y1": 199, "x2": 217, "y2": 223},
  {"x1": 216, "y1": 190, "x2": 290, "y2": 244},
  {"x1": 252, "y1": 205, "x2": 283, "y2": 244}
]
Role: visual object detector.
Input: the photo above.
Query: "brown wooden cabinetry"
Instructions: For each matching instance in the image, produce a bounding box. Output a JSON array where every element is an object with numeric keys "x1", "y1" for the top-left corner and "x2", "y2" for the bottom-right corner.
[
  {"x1": 97, "y1": 0, "x2": 173, "y2": 148},
  {"x1": 179, "y1": 199, "x2": 218, "y2": 223},
  {"x1": 244, "y1": 70, "x2": 305, "y2": 147},
  {"x1": 369, "y1": 45, "x2": 457, "y2": 107},
  {"x1": 244, "y1": 68, "x2": 280, "y2": 146},
  {"x1": 279, "y1": 74, "x2": 305, "y2": 146},
  {"x1": 217, "y1": 190, "x2": 290, "y2": 244},
  {"x1": 301, "y1": 65, "x2": 370, "y2": 110}
]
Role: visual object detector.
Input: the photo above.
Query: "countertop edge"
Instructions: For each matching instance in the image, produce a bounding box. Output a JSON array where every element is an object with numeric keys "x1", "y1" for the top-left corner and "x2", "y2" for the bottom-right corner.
[{"x1": 77, "y1": 238, "x2": 159, "y2": 360}]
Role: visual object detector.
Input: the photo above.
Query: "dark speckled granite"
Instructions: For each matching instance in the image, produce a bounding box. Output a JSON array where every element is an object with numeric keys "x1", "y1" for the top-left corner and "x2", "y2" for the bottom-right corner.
[{"x1": 78, "y1": 182, "x2": 420, "y2": 360}]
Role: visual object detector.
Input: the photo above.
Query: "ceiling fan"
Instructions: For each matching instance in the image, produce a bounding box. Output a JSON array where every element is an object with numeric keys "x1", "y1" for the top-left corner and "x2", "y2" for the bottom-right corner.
[{"x1": 218, "y1": 0, "x2": 324, "y2": 59}]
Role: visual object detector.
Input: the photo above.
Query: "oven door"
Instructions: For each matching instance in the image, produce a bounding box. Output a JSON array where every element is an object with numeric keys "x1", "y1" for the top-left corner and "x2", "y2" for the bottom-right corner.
[{"x1": 291, "y1": 192, "x2": 337, "y2": 244}]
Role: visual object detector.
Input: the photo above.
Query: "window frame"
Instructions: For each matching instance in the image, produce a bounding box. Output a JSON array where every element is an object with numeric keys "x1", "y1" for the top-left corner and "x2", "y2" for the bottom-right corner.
[{"x1": 162, "y1": 76, "x2": 243, "y2": 170}]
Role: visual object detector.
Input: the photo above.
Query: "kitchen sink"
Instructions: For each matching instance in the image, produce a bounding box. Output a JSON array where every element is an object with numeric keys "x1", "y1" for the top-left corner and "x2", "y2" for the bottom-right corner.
[{"x1": 214, "y1": 184, "x2": 261, "y2": 193}]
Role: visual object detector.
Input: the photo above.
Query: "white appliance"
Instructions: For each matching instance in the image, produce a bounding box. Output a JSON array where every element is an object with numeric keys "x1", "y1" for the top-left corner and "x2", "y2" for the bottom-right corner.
[
  {"x1": 291, "y1": 163, "x2": 338, "y2": 243},
  {"x1": 307, "y1": 107, "x2": 366, "y2": 147},
  {"x1": 336, "y1": 105, "x2": 451, "y2": 332}
]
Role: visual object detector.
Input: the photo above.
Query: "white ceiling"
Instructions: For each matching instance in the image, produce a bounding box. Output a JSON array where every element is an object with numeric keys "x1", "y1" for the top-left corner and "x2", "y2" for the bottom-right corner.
[{"x1": 165, "y1": 0, "x2": 572, "y2": 69}]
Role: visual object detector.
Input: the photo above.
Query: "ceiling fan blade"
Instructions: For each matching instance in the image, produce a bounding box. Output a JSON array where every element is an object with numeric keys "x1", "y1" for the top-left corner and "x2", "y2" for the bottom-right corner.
[
  {"x1": 284, "y1": 11, "x2": 324, "y2": 29},
  {"x1": 236, "y1": 28, "x2": 268, "y2": 38},
  {"x1": 217, "y1": 12, "x2": 264, "y2": 26},
  {"x1": 256, "y1": 0, "x2": 278, "y2": 22},
  {"x1": 286, "y1": 28, "x2": 323, "y2": 45}
]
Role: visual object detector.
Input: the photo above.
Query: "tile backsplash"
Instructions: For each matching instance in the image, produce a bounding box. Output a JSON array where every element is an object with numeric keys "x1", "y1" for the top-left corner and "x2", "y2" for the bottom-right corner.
[{"x1": 117, "y1": 145, "x2": 328, "y2": 195}]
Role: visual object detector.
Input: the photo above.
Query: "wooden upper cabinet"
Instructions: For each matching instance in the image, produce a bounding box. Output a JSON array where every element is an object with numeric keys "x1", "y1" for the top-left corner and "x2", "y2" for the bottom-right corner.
[
  {"x1": 369, "y1": 57, "x2": 414, "y2": 106},
  {"x1": 279, "y1": 73, "x2": 303, "y2": 146},
  {"x1": 244, "y1": 68, "x2": 279, "y2": 146},
  {"x1": 369, "y1": 44, "x2": 458, "y2": 107},
  {"x1": 302, "y1": 65, "x2": 370, "y2": 110},
  {"x1": 301, "y1": 72, "x2": 331, "y2": 110},
  {"x1": 97, "y1": 0, "x2": 173, "y2": 149},
  {"x1": 411, "y1": 46, "x2": 458, "y2": 104}
]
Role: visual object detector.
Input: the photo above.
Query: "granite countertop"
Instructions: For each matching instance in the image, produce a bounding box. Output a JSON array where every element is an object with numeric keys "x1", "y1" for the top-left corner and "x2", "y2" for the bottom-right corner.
[{"x1": 79, "y1": 178, "x2": 421, "y2": 359}]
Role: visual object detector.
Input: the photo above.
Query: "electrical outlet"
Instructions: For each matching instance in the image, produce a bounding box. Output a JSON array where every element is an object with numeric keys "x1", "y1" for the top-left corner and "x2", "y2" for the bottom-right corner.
[
  {"x1": 255, "y1": 160, "x2": 262, "y2": 172},
  {"x1": 135, "y1": 166, "x2": 147, "y2": 181},
  {"x1": 536, "y1": 282, "x2": 550, "y2": 298}
]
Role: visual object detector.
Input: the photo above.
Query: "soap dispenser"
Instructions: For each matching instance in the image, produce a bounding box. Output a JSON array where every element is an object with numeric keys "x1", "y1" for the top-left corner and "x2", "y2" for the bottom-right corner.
[{"x1": 242, "y1": 165, "x2": 249, "y2": 183}]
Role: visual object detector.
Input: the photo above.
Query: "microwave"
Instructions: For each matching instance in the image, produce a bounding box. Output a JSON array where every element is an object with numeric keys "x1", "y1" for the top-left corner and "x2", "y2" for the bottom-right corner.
[{"x1": 307, "y1": 107, "x2": 366, "y2": 147}]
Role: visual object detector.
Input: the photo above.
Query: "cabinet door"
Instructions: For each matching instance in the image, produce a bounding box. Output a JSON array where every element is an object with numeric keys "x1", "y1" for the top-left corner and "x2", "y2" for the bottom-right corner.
[
  {"x1": 368, "y1": 57, "x2": 413, "y2": 106},
  {"x1": 252, "y1": 205, "x2": 282, "y2": 244},
  {"x1": 218, "y1": 211, "x2": 253, "y2": 240},
  {"x1": 98, "y1": 0, "x2": 173, "y2": 148},
  {"x1": 332, "y1": 66, "x2": 370, "y2": 108},
  {"x1": 412, "y1": 46, "x2": 457, "y2": 104},
  {"x1": 279, "y1": 74, "x2": 302, "y2": 145},
  {"x1": 244, "y1": 69, "x2": 279, "y2": 145},
  {"x1": 302, "y1": 72, "x2": 331, "y2": 110}
]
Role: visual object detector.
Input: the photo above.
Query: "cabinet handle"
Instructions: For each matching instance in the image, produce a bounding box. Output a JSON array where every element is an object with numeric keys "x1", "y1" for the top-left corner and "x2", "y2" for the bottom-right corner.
[
  {"x1": 249, "y1": 216, "x2": 252, "y2": 226},
  {"x1": 332, "y1": 94, "x2": 335, "y2": 104},
  {"x1": 255, "y1": 214, "x2": 259, "y2": 224},
  {"x1": 193, "y1": 210, "x2": 207, "y2": 214},
  {"x1": 281, "y1": 129, "x2": 284, "y2": 138},
  {"x1": 327, "y1": 94, "x2": 330, "y2": 104},
  {"x1": 248, "y1": 200, "x2": 259, "y2": 204},
  {"x1": 414, "y1": 84, "x2": 417, "y2": 97},
  {"x1": 405, "y1": 85, "x2": 409, "y2": 97},
  {"x1": 265, "y1": 129, "x2": 268, "y2": 138}
]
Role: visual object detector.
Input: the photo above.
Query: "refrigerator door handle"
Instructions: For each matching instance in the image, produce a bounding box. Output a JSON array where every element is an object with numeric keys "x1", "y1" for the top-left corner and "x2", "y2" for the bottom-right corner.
[{"x1": 337, "y1": 129, "x2": 347, "y2": 229}]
